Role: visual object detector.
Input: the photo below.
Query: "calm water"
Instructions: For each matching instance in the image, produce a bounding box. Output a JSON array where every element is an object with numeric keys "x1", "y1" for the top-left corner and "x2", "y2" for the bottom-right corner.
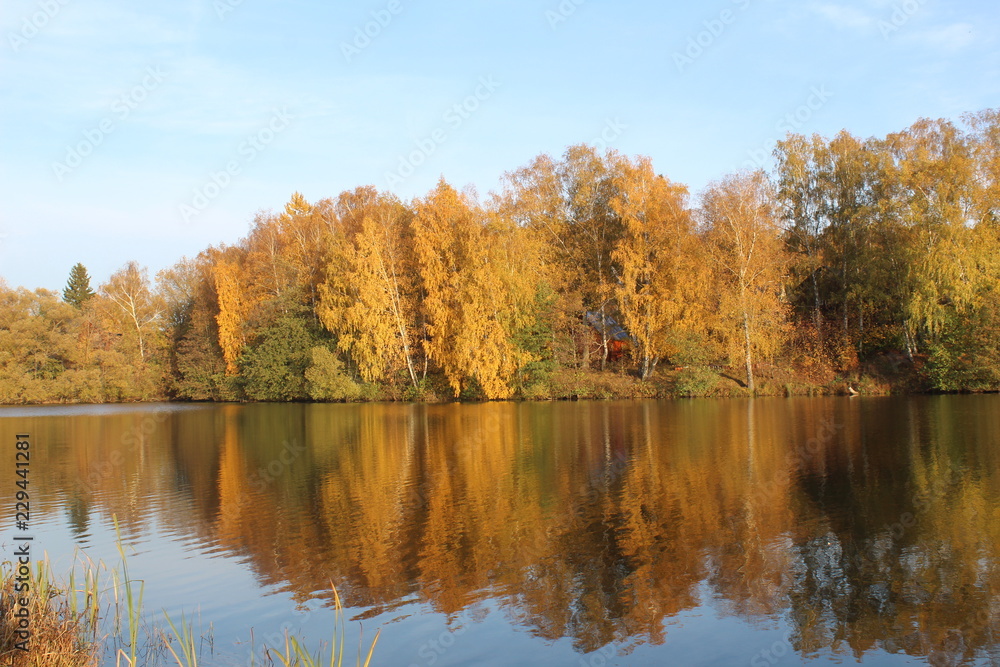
[{"x1": 1, "y1": 397, "x2": 1000, "y2": 666}]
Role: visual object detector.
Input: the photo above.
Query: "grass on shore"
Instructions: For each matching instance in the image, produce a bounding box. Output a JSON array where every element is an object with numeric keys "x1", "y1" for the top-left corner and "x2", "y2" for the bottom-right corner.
[
  {"x1": 0, "y1": 557, "x2": 97, "y2": 667},
  {"x1": 0, "y1": 520, "x2": 379, "y2": 667}
]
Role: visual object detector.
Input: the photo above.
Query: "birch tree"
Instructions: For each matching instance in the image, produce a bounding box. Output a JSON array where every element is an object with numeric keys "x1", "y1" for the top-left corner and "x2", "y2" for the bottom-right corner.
[
  {"x1": 611, "y1": 156, "x2": 706, "y2": 379},
  {"x1": 412, "y1": 179, "x2": 532, "y2": 398},
  {"x1": 702, "y1": 172, "x2": 789, "y2": 392},
  {"x1": 318, "y1": 190, "x2": 424, "y2": 388},
  {"x1": 100, "y1": 261, "x2": 163, "y2": 363}
]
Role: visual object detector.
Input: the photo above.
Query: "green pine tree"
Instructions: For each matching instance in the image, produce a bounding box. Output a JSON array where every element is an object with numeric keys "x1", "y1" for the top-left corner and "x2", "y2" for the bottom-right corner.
[{"x1": 63, "y1": 263, "x2": 95, "y2": 308}]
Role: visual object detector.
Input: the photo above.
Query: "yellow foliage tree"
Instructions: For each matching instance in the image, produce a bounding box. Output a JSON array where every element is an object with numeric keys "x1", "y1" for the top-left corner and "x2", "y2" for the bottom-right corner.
[
  {"x1": 412, "y1": 180, "x2": 533, "y2": 399},
  {"x1": 213, "y1": 253, "x2": 251, "y2": 375},
  {"x1": 99, "y1": 261, "x2": 164, "y2": 363},
  {"x1": 317, "y1": 189, "x2": 424, "y2": 388},
  {"x1": 497, "y1": 146, "x2": 627, "y2": 369},
  {"x1": 887, "y1": 119, "x2": 979, "y2": 342},
  {"x1": 701, "y1": 171, "x2": 790, "y2": 393},
  {"x1": 611, "y1": 156, "x2": 707, "y2": 380}
]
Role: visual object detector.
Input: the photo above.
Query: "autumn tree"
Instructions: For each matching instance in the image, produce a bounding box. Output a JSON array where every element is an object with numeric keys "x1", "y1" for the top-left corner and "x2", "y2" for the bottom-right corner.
[
  {"x1": 967, "y1": 108, "x2": 1000, "y2": 225},
  {"x1": 918, "y1": 110, "x2": 1000, "y2": 389},
  {"x1": 885, "y1": 118, "x2": 979, "y2": 350},
  {"x1": 0, "y1": 271, "x2": 169, "y2": 403},
  {"x1": 259, "y1": 192, "x2": 334, "y2": 310},
  {"x1": 304, "y1": 346, "x2": 364, "y2": 401},
  {"x1": 701, "y1": 171, "x2": 789, "y2": 392},
  {"x1": 8, "y1": 108, "x2": 1000, "y2": 403},
  {"x1": 0, "y1": 287, "x2": 94, "y2": 402},
  {"x1": 775, "y1": 131, "x2": 909, "y2": 361},
  {"x1": 559, "y1": 146, "x2": 626, "y2": 368},
  {"x1": 158, "y1": 254, "x2": 231, "y2": 400},
  {"x1": 498, "y1": 146, "x2": 626, "y2": 369},
  {"x1": 317, "y1": 188, "x2": 425, "y2": 389},
  {"x1": 210, "y1": 193, "x2": 336, "y2": 379},
  {"x1": 494, "y1": 154, "x2": 580, "y2": 368},
  {"x1": 610, "y1": 155, "x2": 707, "y2": 379},
  {"x1": 412, "y1": 179, "x2": 534, "y2": 399},
  {"x1": 99, "y1": 261, "x2": 164, "y2": 364},
  {"x1": 213, "y1": 249, "x2": 256, "y2": 375}
]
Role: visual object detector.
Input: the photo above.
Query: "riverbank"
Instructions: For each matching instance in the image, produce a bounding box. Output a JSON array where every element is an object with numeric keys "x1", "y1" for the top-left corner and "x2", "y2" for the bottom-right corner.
[
  {"x1": 0, "y1": 354, "x2": 964, "y2": 406},
  {"x1": 504, "y1": 356, "x2": 921, "y2": 401}
]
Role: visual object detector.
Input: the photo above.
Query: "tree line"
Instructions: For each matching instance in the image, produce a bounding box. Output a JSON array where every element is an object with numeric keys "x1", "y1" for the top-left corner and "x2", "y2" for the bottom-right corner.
[{"x1": 2, "y1": 109, "x2": 998, "y2": 404}]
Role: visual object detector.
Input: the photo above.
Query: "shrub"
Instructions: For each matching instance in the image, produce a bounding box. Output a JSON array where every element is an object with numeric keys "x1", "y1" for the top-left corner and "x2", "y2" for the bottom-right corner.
[{"x1": 305, "y1": 347, "x2": 364, "y2": 401}]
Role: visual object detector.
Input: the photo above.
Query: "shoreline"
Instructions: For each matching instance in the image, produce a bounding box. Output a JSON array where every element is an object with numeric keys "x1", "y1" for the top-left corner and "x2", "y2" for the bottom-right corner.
[{"x1": 1, "y1": 366, "x2": 994, "y2": 407}]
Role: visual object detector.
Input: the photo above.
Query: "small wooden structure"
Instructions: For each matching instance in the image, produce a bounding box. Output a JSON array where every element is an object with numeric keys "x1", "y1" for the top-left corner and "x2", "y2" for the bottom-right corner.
[{"x1": 584, "y1": 311, "x2": 632, "y2": 361}]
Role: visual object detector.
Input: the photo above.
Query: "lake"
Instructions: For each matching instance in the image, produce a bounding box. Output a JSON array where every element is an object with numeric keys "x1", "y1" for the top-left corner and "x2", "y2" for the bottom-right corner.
[{"x1": 2, "y1": 396, "x2": 999, "y2": 666}]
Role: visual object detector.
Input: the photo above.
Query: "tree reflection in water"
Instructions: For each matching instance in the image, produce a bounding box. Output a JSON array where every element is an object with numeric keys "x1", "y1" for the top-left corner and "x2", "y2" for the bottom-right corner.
[{"x1": 15, "y1": 396, "x2": 1000, "y2": 664}]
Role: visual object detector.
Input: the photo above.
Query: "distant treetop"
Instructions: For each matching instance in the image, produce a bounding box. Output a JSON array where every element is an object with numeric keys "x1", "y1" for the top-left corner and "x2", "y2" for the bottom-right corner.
[{"x1": 63, "y1": 262, "x2": 95, "y2": 308}]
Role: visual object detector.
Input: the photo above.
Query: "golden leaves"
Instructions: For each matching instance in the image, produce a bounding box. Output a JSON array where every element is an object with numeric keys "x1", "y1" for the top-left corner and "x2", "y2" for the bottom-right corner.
[
  {"x1": 318, "y1": 190, "x2": 421, "y2": 386},
  {"x1": 413, "y1": 180, "x2": 534, "y2": 399},
  {"x1": 611, "y1": 155, "x2": 703, "y2": 378},
  {"x1": 213, "y1": 255, "x2": 249, "y2": 375}
]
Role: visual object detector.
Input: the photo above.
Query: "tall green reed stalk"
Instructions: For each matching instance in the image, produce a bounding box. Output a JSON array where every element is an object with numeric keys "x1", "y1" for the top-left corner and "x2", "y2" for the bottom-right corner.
[
  {"x1": 265, "y1": 583, "x2": 379, "y2": 667},
  {"x1": 112, "y1": 516, "x2": 146, "y2": 666},
  {"x1": 162, "y1": 610, "x2": 203, "y2": 667}
]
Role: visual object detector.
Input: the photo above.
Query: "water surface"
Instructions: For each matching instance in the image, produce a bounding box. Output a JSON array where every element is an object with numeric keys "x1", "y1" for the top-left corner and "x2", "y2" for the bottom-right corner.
[{"x1": 1, "y1": 396, "x2": 999, "y2": 665}]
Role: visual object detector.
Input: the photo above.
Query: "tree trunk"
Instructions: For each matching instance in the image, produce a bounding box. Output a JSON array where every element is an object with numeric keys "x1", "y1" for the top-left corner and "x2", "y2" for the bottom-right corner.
[
  {"x1": 598, "y1": 304, "x2": 609, "y2": 371},
  {"x1": 743, "y1": 310, "x2": 755, "y2": 393},
  {"x1": 129, "y1": 308, "x2": 146, "y2": 362},
  {"x1": 811, "y1": 268, "x2": 823, "y2": 339},
  {"x1": 842, "y1": 259, "x2": 849, "y2": 336},
  {"x1": 858, "y1": 302, "x2": 864, "y2": 355},
  {"x1": 640, "y1": 355, "x2": 657, "y2": 381},
  {"x1": 903, "y1": 322, "x2": 916, "y2": 362},
  {"x1": 401, "y1": 338, "x2": 418, "y2": 389}
]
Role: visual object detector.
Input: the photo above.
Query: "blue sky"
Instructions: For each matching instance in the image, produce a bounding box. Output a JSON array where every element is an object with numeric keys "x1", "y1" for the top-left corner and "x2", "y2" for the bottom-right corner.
[{"x1": 1, "y1": 0, "x2": 997, "y2": 290}]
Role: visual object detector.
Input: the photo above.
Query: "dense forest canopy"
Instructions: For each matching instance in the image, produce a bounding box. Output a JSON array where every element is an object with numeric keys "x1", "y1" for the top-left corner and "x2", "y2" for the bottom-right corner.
[{"x1": 2, "y1": 109, "x2": 999, "y2": 404}]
